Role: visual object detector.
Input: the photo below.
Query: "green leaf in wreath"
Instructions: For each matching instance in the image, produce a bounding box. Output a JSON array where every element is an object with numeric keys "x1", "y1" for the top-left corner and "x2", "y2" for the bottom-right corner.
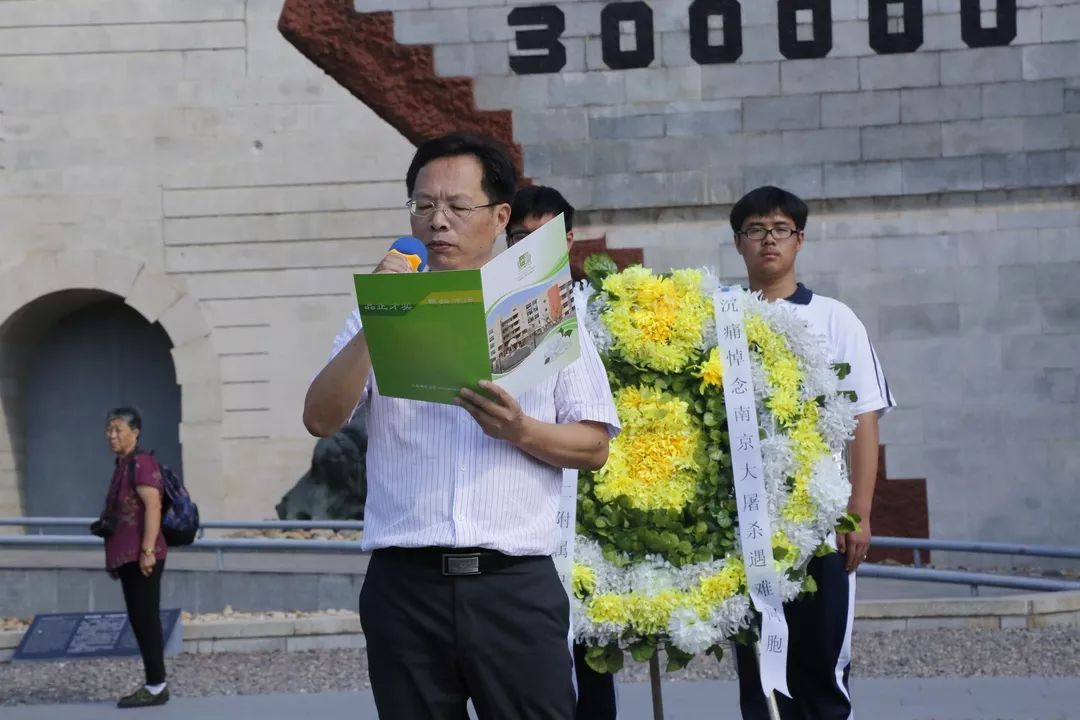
[
  {"x1": 831, "y1": 362, "x2": 851, "y2": 380},
  {"x1": 665, "y1": 644, "x2": 695, "y2": 672},
  {"x1": 706, "y1": 643, "x2": 725, "y2": 662},
  {"x1": 731, "y1": 627, "x2": 758, "y2": 647},
  {"x1": 629, "y1": 639, "x2": 656, "y2": 662},
  {"x1": 835, "y1": 512, "x2": 861, "y2": 535},
  {"x1": 604, "y1": 643, "x2": 626, "y2": 673},
  {"x1": 584, "y1": 253, "x2": 619, "y2": 291}
]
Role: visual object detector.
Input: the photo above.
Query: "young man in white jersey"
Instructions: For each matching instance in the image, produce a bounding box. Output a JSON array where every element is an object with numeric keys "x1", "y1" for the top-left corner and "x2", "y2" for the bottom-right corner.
[
  {"x1": 507, "y1": 185, "x2": 620, "y2": 720},
  {"x1": 729, "y1": 186, "x2": 895, "y2": 720}
]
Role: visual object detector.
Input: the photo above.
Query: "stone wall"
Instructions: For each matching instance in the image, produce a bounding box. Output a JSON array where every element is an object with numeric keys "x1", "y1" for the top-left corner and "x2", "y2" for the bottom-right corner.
[
  {"x1": 352, "y1": 0, "x2": 1079, "y2": 208},
  {"x1": 0, "y1": 0, "x2": 415, "y2": 520}
]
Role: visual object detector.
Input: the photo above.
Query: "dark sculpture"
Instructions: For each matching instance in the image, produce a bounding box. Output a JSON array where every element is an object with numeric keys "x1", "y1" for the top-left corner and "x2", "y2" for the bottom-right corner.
[{"x1": 276, "y1": 408, "x2": 368, "y2": 521}]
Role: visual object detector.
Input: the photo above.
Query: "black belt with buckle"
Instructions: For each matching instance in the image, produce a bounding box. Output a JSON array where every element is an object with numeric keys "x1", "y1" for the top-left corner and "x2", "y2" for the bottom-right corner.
[{"x1": 377, "y1": 546, "x2": 543, "y2": 576}]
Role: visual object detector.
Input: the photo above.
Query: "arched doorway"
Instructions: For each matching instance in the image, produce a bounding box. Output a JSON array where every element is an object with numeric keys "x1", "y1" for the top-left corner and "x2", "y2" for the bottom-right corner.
[{"x1": 12, "y1": 292, "x2": 181, "y2": 524}]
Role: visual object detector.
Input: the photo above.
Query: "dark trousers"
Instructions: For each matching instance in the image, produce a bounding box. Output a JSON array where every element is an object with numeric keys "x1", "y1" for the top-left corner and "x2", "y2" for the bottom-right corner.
[
  {"x1": 735, "y1": 553, "x2": 854, "y2": 720},
  {"x1": 573, "y1": 641, "x2": 617, "y2": 720},
  {"x1": 359, "y1": 549, "x2": 575, "y2": 720},
  {"x1": 118, "y1": 560, "x2": 166, "y2": 686}
]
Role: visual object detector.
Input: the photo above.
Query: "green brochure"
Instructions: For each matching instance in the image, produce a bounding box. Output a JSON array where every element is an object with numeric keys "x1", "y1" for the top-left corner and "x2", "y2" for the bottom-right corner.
[{"x1": 354, "y1": 214, "x2": 580, "y2": 404}]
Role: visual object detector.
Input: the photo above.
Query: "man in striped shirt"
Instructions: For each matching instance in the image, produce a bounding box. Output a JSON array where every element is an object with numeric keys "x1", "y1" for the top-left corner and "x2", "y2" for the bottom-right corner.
[
  {"x1": 508, "y1": 185, "x2": 621, "y2": 720},
  {"x1": 727, "y1": 186, "x2": 895, "y2": 720},
  {"x1": 303, "y1": 133, "x2": 620, "y2": 720}
]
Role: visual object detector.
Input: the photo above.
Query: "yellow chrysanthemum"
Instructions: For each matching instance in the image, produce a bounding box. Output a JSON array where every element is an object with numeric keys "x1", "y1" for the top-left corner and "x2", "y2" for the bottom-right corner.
[
  {"x1": 694, "y1": 347, "x2": 724, "y2": 390},
  {"x1": 584, "y1": 561, "x2": 746, "y2": 630},
  {"x1": 596, "y1": 386, "x2": 704, "y2": 511},
  {"x1": 627, "y1": 591, "x2": 682, "y2": 635},
  {"x1": 587, "y1": 594, "x2": 632, "y2": 626},
  {"x1": 602, "y1": 267, "x2": 711, "y2": 372},
  {"x1": 783, "y1": 401, "x2": 831, "y2": 523},
  {"x1": 572, "y1": 563, "x2": 596, "y2": 599},
  {"x1": 772, "y1": 531, "x2": 799, "y2": 571},
  {"x1": 746, "y1": 314, "x2": 803, "y2": 426}
]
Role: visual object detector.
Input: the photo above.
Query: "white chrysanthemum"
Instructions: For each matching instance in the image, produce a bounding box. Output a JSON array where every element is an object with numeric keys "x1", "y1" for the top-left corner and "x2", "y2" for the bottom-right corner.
[
  {"x1": 807, "y1": 455, "x2": 851, "y2": 521},
  {"x1": 749, "y1": 359, "x2": 770, "y2": 402},
  {"x1": 668, "y1": 607, "x2": 718, "y2": 655},
  {"x1": 819, "y1": 395, "x2": 859, "y2": 448},
  {"x1": 777, "y1": 521, "x2": 821, "y2": 563},
  {"x1": 575, "y1": 538, "x2": 628, "y2": 595},
  {"x1": 711, "y1": 595, "x2": 753, "y2": 639},
  {"x1": 699, "y1": 270, "x2": 721, "y2": 351},
  {"x1": 628, "y1": 559, "x2": 679, "y2": 596},
  {"x1": 778, "y1": 576, "x2": 805, "y2": 603},
  {"x1": 576, "y1": 284, "x2": 614, "y2": 354},
  {"x1": 760, "y1": 434, "x2": 796, "y2": 492},
  {"x1": 666, "y1": 559, "x2": 718, "y2": 592}
]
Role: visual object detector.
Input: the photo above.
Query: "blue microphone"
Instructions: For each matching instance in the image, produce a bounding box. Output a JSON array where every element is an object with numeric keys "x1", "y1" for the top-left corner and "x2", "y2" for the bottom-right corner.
[{"x1": 388, "y1": 237, "x2": 428, "y2": 272}]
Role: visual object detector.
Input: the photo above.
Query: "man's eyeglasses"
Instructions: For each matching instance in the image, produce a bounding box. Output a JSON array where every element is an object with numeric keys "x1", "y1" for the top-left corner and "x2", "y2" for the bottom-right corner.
[
  {"x1": 406, "y1": 200, "x2": 499, "y2": 219},
  {"x1": 738, "y1": 226, "x2": 799, "y2": 242}
]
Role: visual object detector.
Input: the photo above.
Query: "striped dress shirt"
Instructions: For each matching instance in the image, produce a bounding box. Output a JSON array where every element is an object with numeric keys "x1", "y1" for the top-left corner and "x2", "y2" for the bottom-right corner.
[{"x1": 330, "y1": 308, "x2": 620, "y2": 556}]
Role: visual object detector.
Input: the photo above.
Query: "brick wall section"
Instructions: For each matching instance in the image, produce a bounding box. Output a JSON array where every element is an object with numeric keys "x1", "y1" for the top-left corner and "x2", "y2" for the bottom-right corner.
[
  {"x1": 867, "y1": 447, "x2": 929, "y2": 566},
  {"x1": 278, "y1": 1, "x2": 523, "y2": 171}
]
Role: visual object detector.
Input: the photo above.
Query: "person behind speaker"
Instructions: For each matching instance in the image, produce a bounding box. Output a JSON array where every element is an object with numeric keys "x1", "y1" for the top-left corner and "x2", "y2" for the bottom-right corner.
[
  {"x1": 303, "y1": 133, "x2": 620, "y2": 720},
  {"x1": 507, "y1": 184, "x2": 620, "y2": 720}
]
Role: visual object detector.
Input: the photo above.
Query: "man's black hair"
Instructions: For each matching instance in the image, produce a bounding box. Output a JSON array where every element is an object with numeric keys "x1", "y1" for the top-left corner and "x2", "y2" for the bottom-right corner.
[
  {"x1": 105, "y1": 406, "x2": 143, "y2": 431},
  {"x1": 509, "y1": 185, "x2": 575, "y2": 231},
  {"x1": 405, "y1": 132, "x2": 518, "y2": 205},
  {"x1": 729, "y1": 186, "x2": 809, "y2": 233}
]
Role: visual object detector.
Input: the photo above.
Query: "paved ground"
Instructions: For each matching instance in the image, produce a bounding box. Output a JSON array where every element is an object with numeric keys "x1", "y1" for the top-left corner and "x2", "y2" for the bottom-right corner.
[
  {"x1": 3, "y1": 678, "x2": 1079, "y2": 720},
  {"x1": 4, "y1": 626, "x2": 1079, "y2": 709}
]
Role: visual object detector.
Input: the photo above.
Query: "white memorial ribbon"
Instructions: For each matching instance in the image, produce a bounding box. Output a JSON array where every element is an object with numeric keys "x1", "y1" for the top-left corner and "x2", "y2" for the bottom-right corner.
[
  {"x1": 714, "y1": 287, "x2": 791, "y2": 699},
  {"x1": 554, "y1": 469, "x2": 582, "y2": 700},
  {"x1": 554, "y1": 468, "x2": 578, "y2": 599}
]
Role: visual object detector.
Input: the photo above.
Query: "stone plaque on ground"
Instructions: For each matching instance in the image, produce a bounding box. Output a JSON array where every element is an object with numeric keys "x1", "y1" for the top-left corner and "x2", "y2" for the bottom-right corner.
[{"x1": 12, "y1": 609, "x2": 182, "y2": 662}]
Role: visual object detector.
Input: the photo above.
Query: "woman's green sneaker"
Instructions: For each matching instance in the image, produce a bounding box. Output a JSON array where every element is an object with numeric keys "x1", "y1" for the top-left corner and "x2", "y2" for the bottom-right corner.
[{"x1": 117, "y1": 686, "x2": 170, "y2": 708}]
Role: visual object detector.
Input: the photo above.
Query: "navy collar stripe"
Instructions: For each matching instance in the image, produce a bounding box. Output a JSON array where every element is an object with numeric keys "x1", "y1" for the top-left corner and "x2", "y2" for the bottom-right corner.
[{"x1": 785, "y1": 283, "x2": 813, "y2": 305}]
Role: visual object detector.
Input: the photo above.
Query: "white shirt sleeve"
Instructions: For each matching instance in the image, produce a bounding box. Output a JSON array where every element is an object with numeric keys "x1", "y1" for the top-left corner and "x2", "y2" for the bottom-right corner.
[
  {"x1": 834, "y1": 307, "x2": 896, "y2": 416},
  {"x1": 327, "y1": 308, "x2": 371, "y2": 417},
  {"x1": 330, "y1": 309, "x2": 362, "y2": 362}
]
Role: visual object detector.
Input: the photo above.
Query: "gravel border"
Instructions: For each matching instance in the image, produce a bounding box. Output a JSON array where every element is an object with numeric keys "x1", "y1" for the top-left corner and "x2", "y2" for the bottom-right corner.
[{"x1": 2, "y1": 627, "x2": 1078, "y2": 706}]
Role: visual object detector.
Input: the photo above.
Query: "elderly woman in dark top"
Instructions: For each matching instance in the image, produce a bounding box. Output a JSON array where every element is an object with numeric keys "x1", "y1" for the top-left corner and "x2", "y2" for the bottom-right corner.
[{"x1": 99, "y1": 406, "x2": 170, "y2": 708}]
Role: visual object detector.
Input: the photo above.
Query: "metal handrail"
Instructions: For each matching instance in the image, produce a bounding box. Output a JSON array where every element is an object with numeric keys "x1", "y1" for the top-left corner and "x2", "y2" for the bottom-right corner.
[
  {"x1": 0, "y1": 517, "x2": 364, "y2": 532},
  {"x1": 870, "y1": 536, "x2": 1080, "y2": 560},
  {"x1": 0, "y1": 533, "x2": 1076, "y2": 592},
  {"x1": 856, "y1": 564, "x2": 1080, "y2": 592},
  {"x1": 2, "y1": 519, "x2": 1077, "y2": 558},
  {"x1": 0, "y1": 534, "x2": 360, "y2": 551}
]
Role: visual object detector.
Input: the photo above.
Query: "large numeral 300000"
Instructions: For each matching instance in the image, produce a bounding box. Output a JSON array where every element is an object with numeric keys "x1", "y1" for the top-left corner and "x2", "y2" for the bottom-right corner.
[{"x1": 508, "y1": 0, "x2": 1017, "y2": 75}]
